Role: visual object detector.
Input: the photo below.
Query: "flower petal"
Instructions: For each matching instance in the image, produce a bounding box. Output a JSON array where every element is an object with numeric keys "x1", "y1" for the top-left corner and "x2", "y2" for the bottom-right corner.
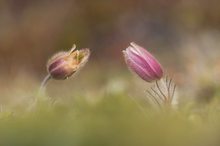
[{"x1": 130, "y1": 42, "x2": 163, "y2": 78}]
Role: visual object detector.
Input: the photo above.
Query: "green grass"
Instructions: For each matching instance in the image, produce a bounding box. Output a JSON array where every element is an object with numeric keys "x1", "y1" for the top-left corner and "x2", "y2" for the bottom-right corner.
[
  {"x1": 0, "y1": 92, "x2": 220, "y2": 146},
  {"x1": 1, "y1": 66, "x2": 220, "y2": 146}
]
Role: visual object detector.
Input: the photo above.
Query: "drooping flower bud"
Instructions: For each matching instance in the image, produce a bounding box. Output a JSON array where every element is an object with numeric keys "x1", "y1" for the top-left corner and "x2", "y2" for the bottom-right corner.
[
  {"x1": 47, "y1": 44, "x2": 90, "y2": 80},
  {"x1": 123, "y1": 42, "x2": 163, "y2": 82}
]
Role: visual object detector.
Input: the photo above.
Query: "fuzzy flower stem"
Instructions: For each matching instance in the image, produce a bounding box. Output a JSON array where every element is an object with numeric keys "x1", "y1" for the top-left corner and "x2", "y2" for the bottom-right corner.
[{"x1": 39, "y1": 74, "x2": 51, "y2": 94}]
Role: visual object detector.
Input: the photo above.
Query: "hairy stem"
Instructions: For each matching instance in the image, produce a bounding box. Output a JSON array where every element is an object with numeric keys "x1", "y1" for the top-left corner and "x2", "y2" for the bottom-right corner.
[{"x1": 39, "y1": 74, "x2": 51, "y2": 94}]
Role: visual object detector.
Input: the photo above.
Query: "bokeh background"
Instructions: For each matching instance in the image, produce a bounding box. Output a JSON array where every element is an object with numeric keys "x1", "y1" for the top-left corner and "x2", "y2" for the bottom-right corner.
[
  {"x1": 0, "y1": 0, "x2": 220, "y2": 107},
  {"x1": 1, "y1": 1, "x2": 220, "y2": 146}
]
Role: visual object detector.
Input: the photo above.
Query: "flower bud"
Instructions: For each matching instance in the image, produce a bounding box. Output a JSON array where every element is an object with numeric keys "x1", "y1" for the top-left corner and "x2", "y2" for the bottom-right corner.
[
  {"x1": 123, "y1": 42, "x2": 163, "y2": 82},
  {"x1": 47, "y1": 45, "x2": 90, "y2": 80}
]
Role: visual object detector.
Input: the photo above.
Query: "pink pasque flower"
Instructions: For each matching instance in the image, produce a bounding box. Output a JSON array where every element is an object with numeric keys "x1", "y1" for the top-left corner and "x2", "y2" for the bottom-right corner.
[{"x1": 123, "y1": 42, "x2": 163, "y2": 82}]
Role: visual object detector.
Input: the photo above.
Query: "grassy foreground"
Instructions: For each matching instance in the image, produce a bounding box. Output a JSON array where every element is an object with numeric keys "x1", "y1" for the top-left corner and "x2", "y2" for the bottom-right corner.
[{"x1": 0, "y1": 92, "x2": 220, "y2": 146}]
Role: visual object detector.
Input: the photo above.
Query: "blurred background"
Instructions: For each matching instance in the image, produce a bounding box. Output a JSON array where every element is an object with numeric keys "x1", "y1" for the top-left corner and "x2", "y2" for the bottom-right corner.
[
  {"x1": 1, "y1": 1, "x2": 220, "y2": 146},
  {"x1": 0, "y1": 0, "x2": 220, "y2": 106}
]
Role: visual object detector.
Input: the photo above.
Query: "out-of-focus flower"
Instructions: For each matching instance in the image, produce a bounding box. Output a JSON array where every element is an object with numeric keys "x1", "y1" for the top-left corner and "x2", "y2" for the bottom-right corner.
[
  {"x1": 123, "y1": 42, "x2": 163, "y2": 82},
  {"x1": 47, "y1": 44, "x2": 90, "y2": 80}
]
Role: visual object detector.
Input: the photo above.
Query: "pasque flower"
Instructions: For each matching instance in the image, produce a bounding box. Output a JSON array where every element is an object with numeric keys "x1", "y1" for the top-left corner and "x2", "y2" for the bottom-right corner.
[
  {"x1": 123, "y1": 42, "x2": 163, "y2": 82},
  {"x1": 39, "y1": 44, "x2": 90, "y2": 93},
  {"x1": 123, "y1": 42, "x2": 177, "y2": 108},
  {"x1": 47, "y1": 45, "x2": 90, "y2": 80}
]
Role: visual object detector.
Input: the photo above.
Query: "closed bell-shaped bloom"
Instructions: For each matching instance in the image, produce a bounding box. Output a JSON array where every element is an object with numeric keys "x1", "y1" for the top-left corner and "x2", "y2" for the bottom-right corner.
[
  {"x1": 123, "y1": 42, "x2": 163, "y2": 82},
  {"x1": 47, "y1": 45, "x2": 90, "y2": 80}
]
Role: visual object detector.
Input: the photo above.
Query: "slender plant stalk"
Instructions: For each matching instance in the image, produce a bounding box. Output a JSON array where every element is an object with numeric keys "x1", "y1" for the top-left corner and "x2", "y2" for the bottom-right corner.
[{"x1": 39, "y1": 74, "x2": 51, "y2": 94}]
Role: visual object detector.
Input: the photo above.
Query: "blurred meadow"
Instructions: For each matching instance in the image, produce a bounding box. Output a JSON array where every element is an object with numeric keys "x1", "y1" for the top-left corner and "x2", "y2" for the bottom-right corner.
[{"x1": 1, "y1": 0, "x2": 220, "y2": 145}]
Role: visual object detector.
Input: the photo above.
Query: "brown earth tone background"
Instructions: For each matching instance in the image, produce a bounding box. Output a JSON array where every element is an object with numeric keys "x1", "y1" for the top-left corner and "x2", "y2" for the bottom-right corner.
[{"x1": 0, "y1": 0, "x2": 220, "y2": 105}]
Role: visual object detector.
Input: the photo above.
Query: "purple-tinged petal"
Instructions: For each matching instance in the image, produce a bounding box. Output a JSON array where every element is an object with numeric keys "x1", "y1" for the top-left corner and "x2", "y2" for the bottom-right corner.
[
  {"x1": 123, "y1": 51, "x2": 154, "y2": 82},
  {"x1": 130, "y1": 42, "x2": 163, "y2": 78},
  {"x1": 47, "y1": 45, "x2": 90, "y2": 80},
  {"x1": 123, "y1": 42, "x2": 164, "y2": 82},
  {"x1": 126, "y1": 47, "x2": 159, "y2": 79}
]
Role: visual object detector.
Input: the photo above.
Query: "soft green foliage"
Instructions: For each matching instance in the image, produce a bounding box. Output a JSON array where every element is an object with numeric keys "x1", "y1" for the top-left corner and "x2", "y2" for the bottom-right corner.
[{"x1": 0, "y1": 93, "x2": 220, "y2": 146}]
